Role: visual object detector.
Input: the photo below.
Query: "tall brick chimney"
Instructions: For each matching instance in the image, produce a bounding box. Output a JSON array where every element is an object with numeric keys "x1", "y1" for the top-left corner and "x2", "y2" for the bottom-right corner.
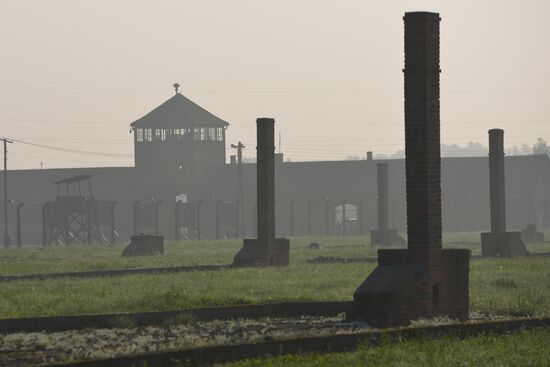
[{"x1": 354, "y1": 12, "x2": 470, "y2": 326}]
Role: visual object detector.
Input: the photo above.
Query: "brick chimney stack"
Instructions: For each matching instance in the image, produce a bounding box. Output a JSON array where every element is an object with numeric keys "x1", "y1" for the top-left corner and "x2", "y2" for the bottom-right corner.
[
  {"x1": 404, "y1": 12, "x2": 442, "y2": 256},
  {"x1": 488, "y1": 129, "x2": 506, "y2": 233},
  {"x1": 354, "y1": 12, "x2": 470, "y2": 326}
]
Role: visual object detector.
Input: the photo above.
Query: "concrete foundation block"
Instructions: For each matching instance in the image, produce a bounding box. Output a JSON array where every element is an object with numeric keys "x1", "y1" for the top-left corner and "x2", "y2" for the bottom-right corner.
[
  {"x1": 480, "y1": 231, "x2": 529, "y2": 257},
  {"x1": 233, "y1": 238, "x2": 289, "y2": 267},
  {"x1": 122, "y1": 234, "x2": 164, "y2": 257}
]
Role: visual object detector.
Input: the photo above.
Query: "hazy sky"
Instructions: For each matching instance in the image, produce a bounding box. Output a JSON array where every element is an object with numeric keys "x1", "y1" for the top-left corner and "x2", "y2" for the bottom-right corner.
[{"x1": 1, "y1": 0, "x2": 549, "y2": 169}]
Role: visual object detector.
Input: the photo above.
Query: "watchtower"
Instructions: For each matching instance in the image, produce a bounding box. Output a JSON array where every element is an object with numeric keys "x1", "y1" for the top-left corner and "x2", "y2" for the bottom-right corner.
[
  {"x1": 43, "y1": 175, "x2": 117, "y2": 245},
  {"x1": 130, "y1": 85, "x2": 229, "y2": 180}
]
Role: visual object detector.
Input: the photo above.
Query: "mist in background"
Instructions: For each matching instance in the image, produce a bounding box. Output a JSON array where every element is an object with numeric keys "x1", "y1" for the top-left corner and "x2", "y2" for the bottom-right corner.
[{"x1": 0, "y1": 0, "x2": 549, "y2": 169}]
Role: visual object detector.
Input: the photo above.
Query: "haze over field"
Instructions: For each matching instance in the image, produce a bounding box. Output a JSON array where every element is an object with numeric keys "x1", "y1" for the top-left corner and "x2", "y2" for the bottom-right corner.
[{"x1": 1, "y1": 0, "x2": 549, "y2": 168}]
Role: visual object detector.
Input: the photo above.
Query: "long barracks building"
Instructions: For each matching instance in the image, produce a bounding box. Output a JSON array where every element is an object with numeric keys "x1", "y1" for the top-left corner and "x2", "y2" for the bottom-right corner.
[{"x1": 5, "y1": 91, "x2": 550, "y2": 244}]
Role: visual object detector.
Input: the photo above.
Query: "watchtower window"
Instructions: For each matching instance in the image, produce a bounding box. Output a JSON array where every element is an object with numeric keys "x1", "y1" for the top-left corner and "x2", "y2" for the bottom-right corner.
[
  {"x1": 193, "y1": 126, "x2": 225, "y2": 142},
  {"x1": 173, "y1": 128, "x2": 190, "y2": 139},
  {"x1": 136, "y1": 128, "x2": 144, "y2": 142},
  {"x1": 154, "y1": 129, "x2": 167, "y2": 142},
  {"x1": 143, "y1": 128, "x2": 153, "y2": 142},
  {"x1": 208, "y1": 127, "x2": 217, "y2": 141}
]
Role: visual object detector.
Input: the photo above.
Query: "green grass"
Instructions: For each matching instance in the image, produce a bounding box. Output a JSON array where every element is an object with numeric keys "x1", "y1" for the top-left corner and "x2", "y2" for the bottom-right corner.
[
  {"x1": 222, "y1": 327, "x2": 550, "y2": 367},
  {"x1": 1, "y1": 232, "x2": 548, "y2": 276},
  {"x1": 0, "y1": 236, "x2": 377, "y2": 276},
  {"x1": 0, "y1": 233, "x2": 549, "y2": 319}
]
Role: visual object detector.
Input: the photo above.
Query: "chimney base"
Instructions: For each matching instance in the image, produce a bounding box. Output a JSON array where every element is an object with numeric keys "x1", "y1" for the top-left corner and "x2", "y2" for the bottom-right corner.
[
  {"x1": 352, "y1": 248, "x2": 470, "y2": 327},
  {"x1": 233, "y1": 238, "x2": 289, "y2": 267},
  {"x1": 481, "y1": 231, "x2": 529, "y2": 257}
]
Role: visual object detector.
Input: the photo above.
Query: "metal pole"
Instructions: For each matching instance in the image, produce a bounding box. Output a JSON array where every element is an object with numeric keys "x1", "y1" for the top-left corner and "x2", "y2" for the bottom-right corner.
[
  {"x1": 196, "y1": 198, "x2": 209, "y2": 241},
  {"x1": 307, "y1": 198, "x2": 314, "y2": 236},
  {"x1": 42, "y1": 202, "x2": 48, "y2": 246},
  {"x1": 16, "y1": 202, "x2": 24, "y2": 247},
  {"x1": 253, "y1": 201, "x2": 257, "y2": 237},
  {"x1": 86, "y1": 199, "x2": 92, "y2": 244},
  {"x1": 133, "y1": 200, "x2": 141, "y2": 235},
  {"x1": 215, "y1": 200, "x2": 223, "y2": 240},
  {"x1": 289, "y1": 200, "x2": 295, "y2": 236},
  {"x1": 154, "y1": 200, "x2": 163, "y2": 234},
  {"x1": 2, "y1": 138, "x2": 12, "y2": 247},
  {"x1": 175, "y1": 202, "x2": 180, "y2": 241},
  {"x1": 358, "y1": 198, "x2": 366, "y2": 235},
  {"x1": 324, "y1": 197, "x2": 330, "y2": 236},
  {"x1": 234, "y1": 200, "x2": 242, "y2": 239},
  {"x1": 110, "y1": 202, "x2": 117, "y2": 244},
  {"x1": 231, "y1": 142, "x2": 245, "y2": 238},
  {"x1": 342, "y1": 200, "x2": 347, "y2": 237}
]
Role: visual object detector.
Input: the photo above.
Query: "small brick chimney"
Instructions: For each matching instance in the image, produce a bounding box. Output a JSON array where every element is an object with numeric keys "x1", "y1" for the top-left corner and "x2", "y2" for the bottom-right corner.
[
  {"x1": 480, "y1": 129, "x2": 529, "y2": 257},
  {"x1": 233, "y1": 118, "x2": 289, "y2": 267}
]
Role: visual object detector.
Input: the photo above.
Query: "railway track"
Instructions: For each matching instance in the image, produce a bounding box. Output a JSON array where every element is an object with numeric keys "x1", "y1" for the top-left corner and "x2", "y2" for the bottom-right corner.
[{"x1": 38, "y1": 316, "x2": 550, "y2": 367}]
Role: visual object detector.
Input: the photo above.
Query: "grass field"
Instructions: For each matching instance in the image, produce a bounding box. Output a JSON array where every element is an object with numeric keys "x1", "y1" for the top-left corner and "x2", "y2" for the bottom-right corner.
[
  {"x1": 0, "y1": 233, "x2": 549, "y2": 320},
  {"x1": 1, "y1": 232, "x2": 548, "y2": 276},
  {"x1": 222, "y1": 327, "x2": 550, "y2": 367}
]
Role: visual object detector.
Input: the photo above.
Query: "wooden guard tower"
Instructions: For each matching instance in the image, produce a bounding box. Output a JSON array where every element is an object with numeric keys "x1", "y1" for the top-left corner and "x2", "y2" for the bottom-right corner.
[
  {"x1": 130, "y1": 85, "x2": 229, "y2": 180},
  {"x1": 44, "y1": 175, "x2": 116, "y2": 245}
]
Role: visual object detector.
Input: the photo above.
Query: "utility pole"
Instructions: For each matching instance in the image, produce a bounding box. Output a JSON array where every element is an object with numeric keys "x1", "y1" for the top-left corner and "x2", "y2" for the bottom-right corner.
[
  {"x1": 2, "y1": 138, "x2": 12, "y2": 247},
  {"x1": 231, "y1": 141, "x2": 245, "y2": 237}
]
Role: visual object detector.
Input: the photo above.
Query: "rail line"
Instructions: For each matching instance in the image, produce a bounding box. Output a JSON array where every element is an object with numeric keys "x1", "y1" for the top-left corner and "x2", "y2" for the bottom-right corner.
[
  {"x1": 40, "y1": 317, "x2": 550, "y2": 367},
  {"x1": 0, "y1": 301, "x2": 353, "y2": 333},
  {"x1": 0, "y1": 264, "x2": 230, "y2": 282}
]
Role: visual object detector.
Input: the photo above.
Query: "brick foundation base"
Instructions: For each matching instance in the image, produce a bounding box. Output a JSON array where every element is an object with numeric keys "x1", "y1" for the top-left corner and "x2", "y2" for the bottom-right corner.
[
  {"x1": 521, "y1": 225, "x2": 544, "y2": 243},
  {"x1": 352, "y1": 248, "x2": 470, "y2": 326},
  {"x1": 480, "y1": 231, "x2": 529, "y2": 257},
  {"x1": 122, "y1": 234, "x2": 164, "y2": 257},
  {"x1": 233, "y1": 238, "x2": 290, "y2": 267},
  {"x1": 370, "y1": 229, "x2": 407, "y2": 247}
]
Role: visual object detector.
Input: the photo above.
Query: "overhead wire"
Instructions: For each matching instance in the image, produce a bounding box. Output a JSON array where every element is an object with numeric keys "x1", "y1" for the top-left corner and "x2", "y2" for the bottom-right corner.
[
  {"x1": 11, "y1": 138, "x2": 133, "y2": 158},
  {"x1": 1, "y1": 117, "x2": 550, "y2": 126}
]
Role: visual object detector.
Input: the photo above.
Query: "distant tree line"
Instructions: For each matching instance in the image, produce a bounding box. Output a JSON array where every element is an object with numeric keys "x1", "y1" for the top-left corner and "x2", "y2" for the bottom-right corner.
[{"x1": 345, "y1": 138, "x2": 550, "y2": 160}]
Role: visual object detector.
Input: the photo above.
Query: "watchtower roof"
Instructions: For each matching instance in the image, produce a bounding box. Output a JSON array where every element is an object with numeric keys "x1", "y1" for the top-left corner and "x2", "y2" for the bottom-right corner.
[
  {"x1": 130, "y1": 92, "x2": 229, "y2": 129},
  {"x1": 54, "y1": 174, "x2": 93, "y2": 186}
]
